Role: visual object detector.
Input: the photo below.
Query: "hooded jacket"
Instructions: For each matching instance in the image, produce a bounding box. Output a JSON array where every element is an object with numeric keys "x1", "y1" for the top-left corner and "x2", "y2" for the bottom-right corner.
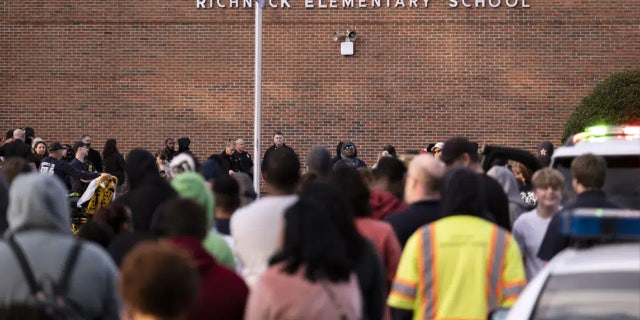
[
  {"x1": 0, "y1": 173, "x2": 120, "y2": 319},
  {"x1": 369, "y1": 189, "x2": 407, "y2": 220},
  {"x1": 168, "y1": 237, "x2": 248, "y2": 320},
  {"x1": 114, "y1": 148, "x2": 177, "y2": 232},
  {"x1": 487, "y1": 166, "x2": 528, "y2": 225},
  {"x1": 177, "y1": 137, "x2": 193, "y2": 154},
  {"x1": 171, "y1": 172, "x2": 237, "y2": 270},
  {"x1": 332, "y1": 142, "x2": 367, "y2": 170}
]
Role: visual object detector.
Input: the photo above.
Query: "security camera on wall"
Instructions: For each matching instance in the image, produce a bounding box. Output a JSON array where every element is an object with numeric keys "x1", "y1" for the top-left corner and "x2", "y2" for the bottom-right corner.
[
  {"x1": 333, "y1": 30, "x2": 357, "y2": 56},
  {"x1": 347, "y1": 31, "x2": 357, "y2": 42}
]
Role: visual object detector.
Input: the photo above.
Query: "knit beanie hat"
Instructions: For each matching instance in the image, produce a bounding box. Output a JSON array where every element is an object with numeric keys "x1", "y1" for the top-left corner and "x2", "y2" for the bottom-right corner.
[{"x1": 171, "y1": 172, "x2": 215, "y2": 228}]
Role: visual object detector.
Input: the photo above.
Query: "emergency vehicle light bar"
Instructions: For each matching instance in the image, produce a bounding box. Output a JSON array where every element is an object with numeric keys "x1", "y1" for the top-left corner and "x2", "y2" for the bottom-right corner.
[
  {"x1": 561, "y1": 208, "x2": 640, "y2": 240},
  {"x1": 572, "y1": 125, "x2": 640, "y2": 144}
]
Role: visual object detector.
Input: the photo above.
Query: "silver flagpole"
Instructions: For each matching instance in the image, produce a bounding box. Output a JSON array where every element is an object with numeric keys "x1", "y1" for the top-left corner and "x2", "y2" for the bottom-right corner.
[{"x1": 253, "y1": 0, "x2": 263, "y2": 197}]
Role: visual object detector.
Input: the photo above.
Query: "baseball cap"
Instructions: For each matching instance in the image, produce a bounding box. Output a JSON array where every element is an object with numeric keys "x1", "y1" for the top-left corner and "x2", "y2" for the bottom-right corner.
[
  {"x1": 49, "y1": 142, "x2": 64, "y2": 152},
  {"x1": 538, "y1": 141, "x2": 554, "y2": 157},
  {"x1": 431, "y1": 142, "x2": 445, "y2": 152},
  {"x1": 72, "y1": 141, "x2": 89, "y2": 153},
  {"x1": 440, "y1": 137, "x2": 478, "y2": 164}
]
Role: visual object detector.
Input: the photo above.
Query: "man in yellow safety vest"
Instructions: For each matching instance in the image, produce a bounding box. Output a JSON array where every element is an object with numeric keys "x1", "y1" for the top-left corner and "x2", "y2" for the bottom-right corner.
[{"x1": 388, "y1": 167, "x2": 526, "y2": 320}]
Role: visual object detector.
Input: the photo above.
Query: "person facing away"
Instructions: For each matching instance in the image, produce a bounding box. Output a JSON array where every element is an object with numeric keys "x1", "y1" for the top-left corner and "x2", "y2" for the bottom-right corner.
[
  {"x1": 170, "y1": 171, "x2": 237, "y2": 270},
  {"x1": 159, "y1": 198, "x2": 249, "y2": 320},
  {"x1": 0, "y1": 173, "x2": 8, "y2": 234},
  {"x1": 113, "y1": 148, "x2": 176, "y2": 232},
  {"x1": 213, "y1": 174, "x2": 244, "y2": 272},
  {"x1": 384, "y1": 154, "x2": 445, "y2": 247},
  {"x1": 306, "y1": 145, "x2": 332, "y2": 178},
  {"x1": 102, "y1": 139, "x2": 126, "y2": 190},
  {"x1": 298, "y1": 146, "x2": 331, "y2": 188},
  {"x1": 440, "y1": 136, "x2": 511, "y2": 231},
  {"x1": 119, "y1": 242, "x2": 198, "y2": 320},
  {"x1": 388, "y1": 167, "x2": 526, "y2": 320},
  {"x1": 299, "y1": 181, "x2": 386, "y2": 320},
  {"x1": 231, "y1": 147, "x2": 300, "y2": 287},
  {"x1": 329, "y1": 141, "x2": 347, "y2": 168},
  {"x1": 261, "y1": 130, "x2": 295, "y2": 174},
  {"x1": 487, "y1": 165, "x2": 529, "y2": 226},
  {"x1": 0, "y1": 129, "x2": 37, "y2": 169},
  {"x1": 368, "y1": 157, "x2": 408, "y2": 220},
  {"x1": 0, "y1": 173, "x2": 121, "y2": 319},
  {"x1": 537, "y1": 153, "x2": 620, "y2": 262},
  {"x1": 245, "y1": 196, "x2": 363, "y2": 320},
  {"x1": 176, "y1": 137, "x2": 195, "y2": 159},
  {"x1": 330, "y1": 167, "x2": 401, "y2": 291},
  {"x1": 512, "y1": 168, "x2": 564, "y2": 280}
]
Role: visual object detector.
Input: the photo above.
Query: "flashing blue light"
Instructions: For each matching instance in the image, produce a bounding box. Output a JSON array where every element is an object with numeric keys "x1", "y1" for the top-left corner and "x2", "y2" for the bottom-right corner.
[{"x1": 561, "y1": 208, "x2": 640, "y2": 240}]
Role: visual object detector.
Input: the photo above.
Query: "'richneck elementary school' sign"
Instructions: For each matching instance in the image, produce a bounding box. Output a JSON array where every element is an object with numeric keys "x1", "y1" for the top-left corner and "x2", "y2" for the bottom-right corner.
[{"x1": 196, "y1": 0, "x2": 530, "y2": 9}]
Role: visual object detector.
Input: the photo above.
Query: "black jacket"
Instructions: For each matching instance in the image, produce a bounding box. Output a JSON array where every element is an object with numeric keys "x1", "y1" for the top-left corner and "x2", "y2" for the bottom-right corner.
[
  {"x1": 482, "y1": 174, "x2": 511, "y2": 231},
  {"x1": 114, "y1": 149, "x2": 176, "y2": 232},
  {"x1": 233, "y1": 150, "x2": 254, "y2": 176},
  {"x1": 0, "y1": 140, "x2": 37, "y2": 164},
  {"x1": 384, "y1": 200, "x2": 442, "y2": 247},
  {"x1": 261, "y1": 144, "x2": 295, "y2": 173},
  {"x1": 87, "y1": 148, "x2": 103, "y2": 172},
  {"x1": 220, "y1": 151, "x2": 238, "y2": 174},
  {"x1": 40, "y1": 157, "x2": 100, "y2": 192},
  {"x1": 537, "y1": 190, "x2": 619, "y2": 261},
  {"x1": 103, "y1": 153, "x2": 126, "y2": 186}
]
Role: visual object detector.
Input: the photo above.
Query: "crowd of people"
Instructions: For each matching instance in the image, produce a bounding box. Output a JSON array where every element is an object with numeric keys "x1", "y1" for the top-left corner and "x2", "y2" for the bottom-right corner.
[{"x1": 0, "y1": 127, "x2": 621, "y2": 320}]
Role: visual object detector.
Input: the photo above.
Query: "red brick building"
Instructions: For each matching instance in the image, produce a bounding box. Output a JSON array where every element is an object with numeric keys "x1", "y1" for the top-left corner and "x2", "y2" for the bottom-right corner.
[{"x1": 1, "y1": 0, "x2": 639, "y2": 165}]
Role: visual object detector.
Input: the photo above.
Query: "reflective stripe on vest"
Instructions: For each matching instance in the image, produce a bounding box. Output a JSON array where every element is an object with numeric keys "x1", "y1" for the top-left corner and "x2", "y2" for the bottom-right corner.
[
  {"x1": 503, "y1": 280, "x2": 526, "y2": 299},
  {"x1": 420, "y1": 225, "x2": 437, "y2": 319},
  {"x1": 391, "y1": 278, "x2": 417, "y2": 299},
  {"x1": 487, "y1": 226, "x2": 508, "y2": 310},
  {"x1": 420, "y1": 223, "x2": 508, "y2": 319}
]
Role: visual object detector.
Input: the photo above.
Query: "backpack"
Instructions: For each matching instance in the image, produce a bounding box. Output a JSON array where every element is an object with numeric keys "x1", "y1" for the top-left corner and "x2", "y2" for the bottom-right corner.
[{"x1": 6, "y1": 235, "x2": 86, "y2": 319}]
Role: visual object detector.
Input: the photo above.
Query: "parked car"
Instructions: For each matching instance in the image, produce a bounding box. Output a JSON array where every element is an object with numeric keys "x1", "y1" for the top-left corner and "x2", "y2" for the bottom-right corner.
[
  {"x1": 491, "y1": 208, "x2": 640, "y2": 320},
  {"x1": 482, "y1": 124, "x2": 640, "y2": 209}
]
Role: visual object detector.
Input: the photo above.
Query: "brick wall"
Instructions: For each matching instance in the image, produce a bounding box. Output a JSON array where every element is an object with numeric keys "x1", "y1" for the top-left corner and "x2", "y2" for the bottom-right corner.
[{"x1": 1, "y1": 0, "x2": 639, "y2": 168}]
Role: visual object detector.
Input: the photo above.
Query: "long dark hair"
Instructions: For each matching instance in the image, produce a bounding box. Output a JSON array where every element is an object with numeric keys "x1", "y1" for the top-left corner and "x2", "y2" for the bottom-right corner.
[
  {"x1": 298, "y1": 181, "x2": 367, "y2": 266},
  {"x1": 270, "y1": 197, "x2": 352, "y2": 283},
  {"x1": 330, "y1": 167, "x2": 371, "y2": 217},
  {"x1": 102, "y1": 139, "x2": 119, "y2": 159},
  {"x1": 441, "y1": 167, "x2": 487, "y2": 218}
]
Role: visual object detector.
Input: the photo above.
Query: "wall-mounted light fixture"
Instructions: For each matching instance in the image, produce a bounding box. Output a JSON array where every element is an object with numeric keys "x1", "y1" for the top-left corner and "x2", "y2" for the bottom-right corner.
[{"x1": 332, "y1": 30, "x2": 358, "y2": 56}]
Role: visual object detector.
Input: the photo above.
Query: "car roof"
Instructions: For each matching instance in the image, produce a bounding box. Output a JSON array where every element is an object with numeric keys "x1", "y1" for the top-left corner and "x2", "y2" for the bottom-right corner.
[
  {"x1": 553, "y1": 138, "x2": 640, "y2": 158},
  {"x1": 550, "y1": 243, "x2": 640, "y2": 275}
]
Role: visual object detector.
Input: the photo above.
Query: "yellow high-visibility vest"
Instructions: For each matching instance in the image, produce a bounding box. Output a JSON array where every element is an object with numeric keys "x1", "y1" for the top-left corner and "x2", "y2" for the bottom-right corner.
[{"x1": 388, "y1": 215, "x2": 526, "y2": 320}]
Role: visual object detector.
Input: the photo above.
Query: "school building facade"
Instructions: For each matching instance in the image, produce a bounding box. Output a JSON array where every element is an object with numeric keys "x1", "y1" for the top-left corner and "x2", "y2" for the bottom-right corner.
[{"x1": 2, "y1": 0, "x2": 639, "y2": 164}]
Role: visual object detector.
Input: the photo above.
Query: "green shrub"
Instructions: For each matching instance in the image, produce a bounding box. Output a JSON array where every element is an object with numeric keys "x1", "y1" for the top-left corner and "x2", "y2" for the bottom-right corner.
[{"x1": 562, "y1": 70, "x2": 640, "y2": 142}]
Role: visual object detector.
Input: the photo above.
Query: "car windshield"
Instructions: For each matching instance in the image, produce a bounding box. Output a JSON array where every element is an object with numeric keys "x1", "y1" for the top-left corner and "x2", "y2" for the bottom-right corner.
[
  {"x1": 553, "y1": 155, "x2": 640, "y2": 210},
  {"x1": 531, "y1": 272, "x2": 640, "y2": 320}
]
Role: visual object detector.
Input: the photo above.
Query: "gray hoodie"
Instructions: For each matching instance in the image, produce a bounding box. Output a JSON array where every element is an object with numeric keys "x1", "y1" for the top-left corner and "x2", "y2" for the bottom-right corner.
[
  {"x1": 487, "y1": 166, "x2": 528, "y2": 226},
  {"x1": 0, "y1": 173, "x2": 120, "y2": 319}
]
